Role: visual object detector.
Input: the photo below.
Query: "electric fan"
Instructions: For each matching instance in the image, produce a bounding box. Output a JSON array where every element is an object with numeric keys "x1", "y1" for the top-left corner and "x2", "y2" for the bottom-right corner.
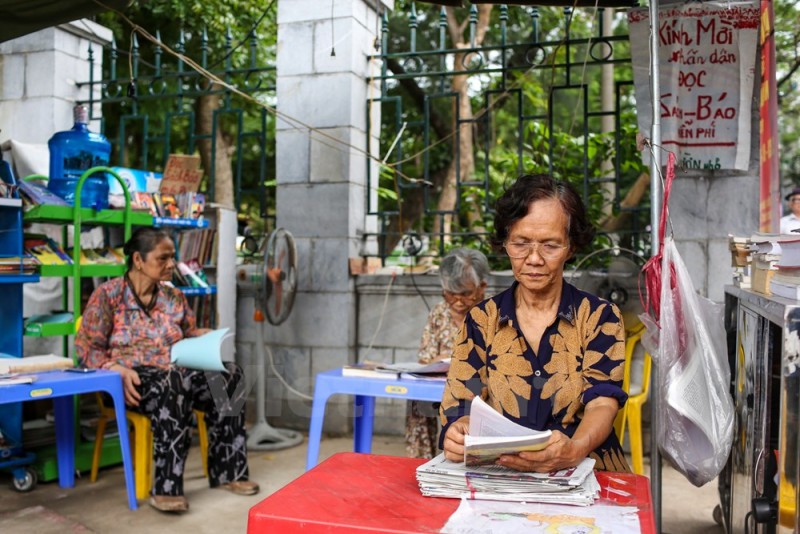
[{"x1": 236, "y1": 228, "x2": 303, "y2": 451}]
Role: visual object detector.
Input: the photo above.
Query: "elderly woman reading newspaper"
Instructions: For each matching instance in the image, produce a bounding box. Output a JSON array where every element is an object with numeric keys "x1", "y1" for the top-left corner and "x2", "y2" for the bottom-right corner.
[
  {"x1": 439, "y1": 175, "x2": 630, "y2": 473},
  {"x1": 76, "y1": 227, "x2": 259, "y2": 513}
]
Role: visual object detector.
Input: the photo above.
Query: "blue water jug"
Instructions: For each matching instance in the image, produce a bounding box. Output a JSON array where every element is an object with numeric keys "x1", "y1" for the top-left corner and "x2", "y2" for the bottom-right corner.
[{"x1": 48, "y1": 105, "x2": 111, "y2": 209}]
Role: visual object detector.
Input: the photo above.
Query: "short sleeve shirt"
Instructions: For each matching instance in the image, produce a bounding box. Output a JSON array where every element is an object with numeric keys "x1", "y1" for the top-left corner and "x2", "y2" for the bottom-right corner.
[
  {"x1": 75, "y1": 277, "x2": 198, "y2": 369},
  {"x1": 438, "y1": 280, "x2": 631, "y2": 472}
]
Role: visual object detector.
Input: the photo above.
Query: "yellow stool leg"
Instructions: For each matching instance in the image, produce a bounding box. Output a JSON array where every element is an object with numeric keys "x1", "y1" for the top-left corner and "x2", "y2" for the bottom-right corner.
[
  {"x1": 195, "y1": 410, "x2": 209, "y2": 478},
  {"x1": 90, "y1": 415, "x2": 108, "y2": 482},
  {"x1": 628, "y1": 399, "x2": 644, "y2": 475},
  {"x1": 128, "y1": 414, "x2": 152, "y2": 500}
]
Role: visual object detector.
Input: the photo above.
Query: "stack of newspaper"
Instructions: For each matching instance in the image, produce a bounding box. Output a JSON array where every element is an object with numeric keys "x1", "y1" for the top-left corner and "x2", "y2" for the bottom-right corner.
[{"x1": 416, "y1": 455, "x2": 600, "y2": 506}]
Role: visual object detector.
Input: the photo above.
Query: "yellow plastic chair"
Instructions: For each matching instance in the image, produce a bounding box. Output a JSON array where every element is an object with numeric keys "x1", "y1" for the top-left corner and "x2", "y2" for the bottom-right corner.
[
  {"x1": 90, "y1": 393, "x2": 209, "y2": 500},
  {"x1": 614, "y1": 322, "x2": 652, "y2": 475}
]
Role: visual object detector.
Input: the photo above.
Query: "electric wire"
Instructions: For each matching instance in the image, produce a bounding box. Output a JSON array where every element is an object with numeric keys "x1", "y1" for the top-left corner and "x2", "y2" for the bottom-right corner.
[{"x1": 363, "y1": 272, "x2": 396, "y2": 356}]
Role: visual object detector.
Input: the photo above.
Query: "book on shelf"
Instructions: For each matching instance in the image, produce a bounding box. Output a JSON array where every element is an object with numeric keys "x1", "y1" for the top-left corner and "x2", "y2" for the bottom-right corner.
[
  {"x1": 131, "y1": 191, "x2": 158, "y2": 215},
  {"x1": 24, "y1": 234, "x2": 71, "y2": 265},
  {"x1": 170, "y1": 328, "x2": 231, "y2": 371},
  {"x1": 16, "y1": 180, "x2": 69, "y2": 207},
  {"x1": 465, "y1": 396, "x2": 552, "y2": 467},
  {"x1": 176, "y1": 259, "x2": 209, "y2": 288},
  {"x1": 159, "y1": 193, "x2": 182, "y2": 218},
  {"x1": 0, "y1": 254, "x2": 38, "y2": 273},
  {"x1": 64, "y1": 246, "x2": 125, "y2": 265},
  {"x1": 769, "y1": 279, "x2": 800, "y2": 300},
  {"x1": 777, "y1": 240, "x2": 800, "y2": 268}
]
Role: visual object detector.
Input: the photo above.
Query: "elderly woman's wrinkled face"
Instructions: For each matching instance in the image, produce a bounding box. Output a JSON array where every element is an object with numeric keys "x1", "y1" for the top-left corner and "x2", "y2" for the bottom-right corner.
[
  {"x1": 505, "y1": 197, "x2": 571, "y2": 294},
  {"x1": 442, "y1": 281, "x2": 485, "y2": 315},
  {"x1": 135, "y1": 237, "x2": 176, "y2": 282}
]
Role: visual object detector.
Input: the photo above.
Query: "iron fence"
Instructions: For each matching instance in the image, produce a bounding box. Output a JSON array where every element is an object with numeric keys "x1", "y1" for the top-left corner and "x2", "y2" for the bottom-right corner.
[
  {"x1": 78, "y1": 27, "x2": 276, "y2": 220},
  {"x1": 367, "y1": 3, "x2": 649, "y2": 267}
]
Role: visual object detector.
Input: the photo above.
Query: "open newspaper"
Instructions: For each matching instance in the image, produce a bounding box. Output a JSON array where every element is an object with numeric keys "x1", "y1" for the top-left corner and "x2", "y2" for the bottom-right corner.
[
  {"x1": 416, "y1": 454, "x2": 599, "y2": 506},
  {"x1": 465, "y1": 396, "x2": 552, "y2": 466}
]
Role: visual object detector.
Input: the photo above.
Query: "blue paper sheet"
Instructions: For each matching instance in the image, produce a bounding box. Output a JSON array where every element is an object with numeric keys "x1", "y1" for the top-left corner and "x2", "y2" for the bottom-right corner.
[{"x1": 170, "y1": 328, "x2": 230, "y2": 371}]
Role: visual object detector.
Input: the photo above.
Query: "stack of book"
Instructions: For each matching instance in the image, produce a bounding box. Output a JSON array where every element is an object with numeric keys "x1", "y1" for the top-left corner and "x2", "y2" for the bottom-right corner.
[
  {"x1": 0, "y1": 254, "x2": 38, "y2": 274},
  {"x1": 175, "y1": 228, "x2": 217, "y2": 268},
  {"x1": 24, "y1": 234, "x2": 71, "y2": 265},
  {"x1": 749, "y1": 233, "x2": 800, "y2": 299},
  {"x1": 748, "y1": 234, "x2": 780, "y2": 295},
  {"x1": 772, "y1": 238, "x2": 800, "y2": 300},
  {"x1": 728, "y1": 235, "x2": 752, "y2": 289}
]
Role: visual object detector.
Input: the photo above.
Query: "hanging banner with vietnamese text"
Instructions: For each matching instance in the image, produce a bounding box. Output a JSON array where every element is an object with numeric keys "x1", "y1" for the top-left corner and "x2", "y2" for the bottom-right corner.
[{"x1": 628, "y1": 3, "x2": 759, "y2": 171}]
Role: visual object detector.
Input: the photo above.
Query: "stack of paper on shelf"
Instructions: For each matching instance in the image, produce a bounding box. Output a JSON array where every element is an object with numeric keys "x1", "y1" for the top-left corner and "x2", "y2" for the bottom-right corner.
[{"x1": 416, "y1": 454, "x2": 600, "y2": 506}]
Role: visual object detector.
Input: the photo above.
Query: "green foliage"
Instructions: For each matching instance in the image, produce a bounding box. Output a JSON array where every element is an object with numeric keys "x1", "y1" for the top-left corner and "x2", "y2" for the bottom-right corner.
[
  {"x1": 775, "y1": 0, "x2": 800, "y2": 188},
  {"x1": 380, "y1": 4, "x2": 646, "y2": 265},
  {"x1": 94, "y1": 0, "x2": 277, "y2": 225}
]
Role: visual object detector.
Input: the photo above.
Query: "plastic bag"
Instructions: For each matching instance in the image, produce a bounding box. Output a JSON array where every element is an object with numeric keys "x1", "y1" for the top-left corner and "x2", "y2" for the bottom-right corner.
[{"x1": 655, "y1": 237, "x2": 733, "y2": 487}]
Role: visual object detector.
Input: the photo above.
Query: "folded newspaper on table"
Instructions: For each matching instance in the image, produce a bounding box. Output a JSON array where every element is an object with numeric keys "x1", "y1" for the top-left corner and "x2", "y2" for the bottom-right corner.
[
  {"x1": 416, "y1": 454, "x2": 599, "y2": 506},
  {"x1": 170, "y1": 328, "x2": 231, "y2": 371},
  {"x1": 465, "y1": 396, "x2": 552, "y2": 466}
]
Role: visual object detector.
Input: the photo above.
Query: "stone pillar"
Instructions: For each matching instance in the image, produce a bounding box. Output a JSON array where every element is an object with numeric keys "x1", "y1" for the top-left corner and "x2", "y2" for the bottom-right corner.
[
  {"x1": 235, "y1": 0, "x2": 392, "y2": 432},
  {"x1": 0, "y1": 20, "x2": 111, "y2": 145}
]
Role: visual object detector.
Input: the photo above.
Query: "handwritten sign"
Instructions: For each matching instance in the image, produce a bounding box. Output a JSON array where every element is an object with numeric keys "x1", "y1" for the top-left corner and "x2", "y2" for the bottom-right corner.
[
  {"x1": 159, "y1": 154, "x2": 203, "y2": 195},
  {"x1": 629, "y1": 4, "x2": 759, "y2": 170}
]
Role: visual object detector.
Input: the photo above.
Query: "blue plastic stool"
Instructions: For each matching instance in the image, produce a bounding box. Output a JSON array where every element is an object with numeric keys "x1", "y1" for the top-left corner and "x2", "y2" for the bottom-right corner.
[
  {"x1": 0, "y1": 370, "x2": 137, "y2": 509},
  {"x1": 306, "y1": 369, "x2": 446, "y2": 470}
]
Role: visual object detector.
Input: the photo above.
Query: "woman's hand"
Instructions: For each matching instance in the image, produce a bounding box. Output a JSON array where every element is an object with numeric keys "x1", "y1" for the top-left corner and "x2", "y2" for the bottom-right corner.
[
  {"x1": 111, "y1": 365, "x2": 142, "y2": 407},
  {"x1": 442, "y1": 416, "x2": 470, "y2": 462},
  {"x1": 497, "y1": 396, "x2": 619, "y2": 473},
  {"x1": 192, "y1": 328, "x2": 212, "y2": 337},
  {"x1": 497, "y1": 430, "x2": 583, "y2": 473}
]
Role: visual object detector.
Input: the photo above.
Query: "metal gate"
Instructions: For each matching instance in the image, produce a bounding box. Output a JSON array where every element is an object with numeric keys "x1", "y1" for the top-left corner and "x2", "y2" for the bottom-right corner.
[{"x1": 367, "y1": 3, "x2": 647, "y2": 264}]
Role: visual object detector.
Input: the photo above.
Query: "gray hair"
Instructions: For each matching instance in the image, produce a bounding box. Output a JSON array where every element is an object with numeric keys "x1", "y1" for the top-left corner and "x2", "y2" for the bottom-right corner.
[{"x1": 439, "y1": 248, "x2": 490, "y2": 293}]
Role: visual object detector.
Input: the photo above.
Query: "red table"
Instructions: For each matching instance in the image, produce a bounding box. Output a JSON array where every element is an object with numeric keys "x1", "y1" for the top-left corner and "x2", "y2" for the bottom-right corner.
[{"x1": 248, "y1": 453, "x2": 656, "y2": 533}]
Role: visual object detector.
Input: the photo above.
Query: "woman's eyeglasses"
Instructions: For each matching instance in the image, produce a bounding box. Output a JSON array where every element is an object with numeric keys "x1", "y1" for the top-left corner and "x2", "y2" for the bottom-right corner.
[
  {"x1": 504, "y1": 241, "x2": 569, "y2": 260},
  {"x1": 442, "y1": 289, "x2": 483, "y2": 305}
]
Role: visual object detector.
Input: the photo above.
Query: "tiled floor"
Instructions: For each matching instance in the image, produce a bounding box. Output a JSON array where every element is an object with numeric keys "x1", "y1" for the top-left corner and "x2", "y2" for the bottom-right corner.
[{"x1": 0, "y1": 434, "x2": 725, "y2": 533}]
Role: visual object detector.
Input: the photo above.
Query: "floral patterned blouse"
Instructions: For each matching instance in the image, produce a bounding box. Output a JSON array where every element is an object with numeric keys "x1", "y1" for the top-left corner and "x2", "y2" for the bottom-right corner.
[
  {"x1": 75, "y1": 276, "x2": 200, "y2": 370},
  {"x1": 438, "y1": 280, "x2": 631, "y2": 472},
  {"x1": 418, "y1": 300, "x2": 461, "y2": 364}
]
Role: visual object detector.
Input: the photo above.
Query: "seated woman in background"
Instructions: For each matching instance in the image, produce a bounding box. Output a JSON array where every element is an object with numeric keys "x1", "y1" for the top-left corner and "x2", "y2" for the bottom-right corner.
[
  {"x1": 439, "y1": 174, "x2": 630, "y2": 473},
  {"x1": 75, "y1": 227, "x2": 259, "y2": 513},
  {"x1": 405, "y1": 247, "x2": 489, "y2": 459}
]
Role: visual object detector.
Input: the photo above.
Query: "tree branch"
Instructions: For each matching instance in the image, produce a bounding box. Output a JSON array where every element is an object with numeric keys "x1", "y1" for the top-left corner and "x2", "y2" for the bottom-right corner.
[
  {"x1": 778, "y1": 57, "x2": 800, "y2": 90},
  {"x1": 384, "y1": 57, "x2": 451, "y2": 140}
]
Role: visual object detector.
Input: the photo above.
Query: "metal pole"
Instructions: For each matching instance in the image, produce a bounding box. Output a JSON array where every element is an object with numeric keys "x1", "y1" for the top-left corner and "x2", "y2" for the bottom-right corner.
[{"x1": 647, "y1": 0, "x2": 663, "y2": 531}]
